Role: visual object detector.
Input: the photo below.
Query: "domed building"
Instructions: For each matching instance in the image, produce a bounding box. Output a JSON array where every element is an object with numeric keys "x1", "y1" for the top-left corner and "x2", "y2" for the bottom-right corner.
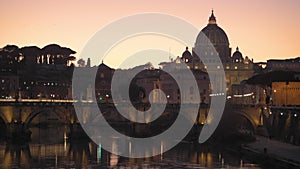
[
  {"x1": 181, "y1": 47, "x2": 193, "y2": 63},
  {"x1": 232, "y1": 47, "x2": 243, "y2": 63},
  {"x1": 176, "y1": 10, "x2": 256, "y2": 95},
  {"x1": 157, "y1": 10, "x2": 259, "y2": 103},
  {"x1": 225, "y1": 47, "x2": 255, "y2": 93},
  {"x1": 194, "y1": 10, "x2": 231, "y2": 64}
]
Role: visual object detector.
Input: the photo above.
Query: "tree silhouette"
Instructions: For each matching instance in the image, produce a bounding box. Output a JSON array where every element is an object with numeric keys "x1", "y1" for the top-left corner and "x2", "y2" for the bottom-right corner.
[
  {"x1": 60, "y1": 47, "x2": 76, "y2": 65},
  {"x1": 77, "y1": 58, "x2": 85, "y2": 67},
  {"x1": 0, "y1": 45, "x2": 20, "y2": 64},
  {"x1": 20, "y1": 46, "x2": 41, "y2": 65},
  {"x1": 0, "y1": 44, "x2": 76, "y2": 66},
  {"x1": 42, "y1": 44, "x2": 76, "y2": 65}
]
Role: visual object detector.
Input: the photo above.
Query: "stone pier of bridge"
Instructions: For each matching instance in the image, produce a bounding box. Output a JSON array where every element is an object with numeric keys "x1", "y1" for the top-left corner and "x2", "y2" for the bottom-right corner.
[{"x1": 0, "y1": 101, "x2": 76, "y2": 141}]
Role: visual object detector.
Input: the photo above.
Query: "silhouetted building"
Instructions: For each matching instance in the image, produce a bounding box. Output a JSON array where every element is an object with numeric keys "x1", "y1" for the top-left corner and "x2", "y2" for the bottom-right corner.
[
  {"x1": 0, "y1": 75, "x2": 19, "y2": 99},
  {"x1": 230, "y1": 83, "x2": 265, "y2": 105},
  {"x1": 161, "y1": 10, "x2": 256, "y2": 95},
  {"x1": 265, "y1": 57, "x2": 300, "y2": 72},
  {"x1": 95, "y1": 62, "x2": 115, "y2": 102},
  {"x1": 160, "y1": 69, "x2": 210, "y2": 104},
  {"x1": 194, "y1": 10, "x2": 231, "y2": 64}
]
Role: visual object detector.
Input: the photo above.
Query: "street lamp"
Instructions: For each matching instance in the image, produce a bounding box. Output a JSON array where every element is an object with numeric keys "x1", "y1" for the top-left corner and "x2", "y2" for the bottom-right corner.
[{"x1": 285, "y1": 82, "x2": 289, "y2": 106}]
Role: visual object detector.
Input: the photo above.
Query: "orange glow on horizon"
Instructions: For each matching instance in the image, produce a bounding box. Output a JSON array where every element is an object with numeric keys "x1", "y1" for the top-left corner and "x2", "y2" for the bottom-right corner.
[{"x1": 1, "y1": 0, "x2": 299, "y2": 67}]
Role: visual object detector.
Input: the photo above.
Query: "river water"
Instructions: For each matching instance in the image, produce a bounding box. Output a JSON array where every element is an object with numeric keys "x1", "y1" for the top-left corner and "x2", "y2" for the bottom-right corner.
[{"x1": 0, "y1": 126, "x2": 263, "y2": 169}]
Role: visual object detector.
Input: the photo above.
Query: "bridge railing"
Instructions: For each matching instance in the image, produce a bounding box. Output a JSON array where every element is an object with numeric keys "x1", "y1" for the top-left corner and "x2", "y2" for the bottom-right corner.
[{"x1": 0, "y1": 98, "x2": 75, "y2": 103}]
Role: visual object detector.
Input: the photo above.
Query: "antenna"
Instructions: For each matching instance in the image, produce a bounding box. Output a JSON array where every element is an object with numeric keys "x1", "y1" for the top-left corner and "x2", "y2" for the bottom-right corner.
[{"x1": 169, "y1": 47, "x2": 171, "y2": 62}]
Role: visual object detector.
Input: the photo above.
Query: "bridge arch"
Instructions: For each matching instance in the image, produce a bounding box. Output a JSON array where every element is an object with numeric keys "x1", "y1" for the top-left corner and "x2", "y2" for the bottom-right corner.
[
  {"x1": 233, "y1": 111, "x2": 257, "y2": 133},
  {"x1": 0, "y1": 113, "x2": 8, "y2": 138},
  {"x1": 24, "y1": 108, "x2": 68, "y2": 129},
  {"x1": 0, "y1": 113, "x2": 9, "y2": 124}
]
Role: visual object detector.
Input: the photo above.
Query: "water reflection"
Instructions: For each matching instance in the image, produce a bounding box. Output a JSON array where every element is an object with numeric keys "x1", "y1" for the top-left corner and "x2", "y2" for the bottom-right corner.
[
  {"x1": 0, "y1": 126, "x2": 262, "y2": 168},
  {"x1": 68, "y1": 140, "x2": 91, "y2": 167},
  {"x1": 1, "y1": 143, "x2": 31, "y2": 169}
]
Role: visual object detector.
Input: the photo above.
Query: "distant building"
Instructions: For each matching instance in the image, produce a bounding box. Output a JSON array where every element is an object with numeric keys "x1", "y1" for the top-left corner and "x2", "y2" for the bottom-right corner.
[
  {"x1": 161, "y1": 10, "x2": 256, "y2": 95},
  {"x1": 95, "y1": 63, "x2": 115, "y2": 102},
  {"x1": 230, "y1": 83, "x2": 265, "y2": 105},
  {"x1": 271, "y1": 82, "x2": 300, "y2": 106},
  {"x1": 160, "y1": 69, "x2": 210, "y2": 104},
  {"x1": 18, "y1": 66, "x2": 72, "y2": 100},
  {"x1": 224, "y1": 47, "x2": 255, "y2": 94},
  {"x1": 0, "y1": 75, "x2": 19, "y2": 99},
  {"x1": 193, "y1": 10, "x2": 231, "y2": 65},
  {"x1": 265, "y1": 57, "x2": 300, "y2": 72},
  {"x1": 133, "y1": 69, "x2": 162, "y2": 103}
]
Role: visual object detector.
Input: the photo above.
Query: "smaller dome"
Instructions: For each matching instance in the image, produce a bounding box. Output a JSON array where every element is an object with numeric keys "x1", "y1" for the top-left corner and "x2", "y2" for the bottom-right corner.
[
  {"x1": 232, "y1": 47, "x2": 243, "y2": 63},
  {"x1": 182, "y1": 47, "x2": 192, "y2": 63}
]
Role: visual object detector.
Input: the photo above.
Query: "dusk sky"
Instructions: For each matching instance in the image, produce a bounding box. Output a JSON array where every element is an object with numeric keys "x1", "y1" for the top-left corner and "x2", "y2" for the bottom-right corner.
[{"x1": 1, "y1": 0, "x2": 299, "y2": 68}]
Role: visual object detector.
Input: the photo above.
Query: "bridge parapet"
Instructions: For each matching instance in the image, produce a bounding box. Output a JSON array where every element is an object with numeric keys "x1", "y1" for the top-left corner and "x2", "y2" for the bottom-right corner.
[{"x1": 266, "y1": 106, "x2": 300, "y2": 144}]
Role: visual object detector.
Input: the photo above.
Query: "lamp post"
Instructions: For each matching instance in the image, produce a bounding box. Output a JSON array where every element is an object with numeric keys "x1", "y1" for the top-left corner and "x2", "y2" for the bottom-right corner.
[
  {"x1": 260, "y1": 107, "x2": 264, "y2": 126},
  {"x1": 285, "y1": 82, "x2": 289, "y2": 106}
]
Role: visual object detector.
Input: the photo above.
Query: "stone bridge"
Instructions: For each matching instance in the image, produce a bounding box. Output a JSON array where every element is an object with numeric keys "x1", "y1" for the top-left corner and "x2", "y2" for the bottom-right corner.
[
  {"x1": 224, "y1": 105, "x2": 264, "y2": 131},
  {"x1": 0, "y1": 99, "x2": 77, "y2": 141},
  {"x1": 2, "y1": 99, "x2": 297, "y2": 143},
  {"x1": 223, "y1": 104, "x2": 300, "y2": 144},
  {"x1": 0, "y1": 100, "x2": 75, "y2": 126},
  {"x1": 0, "y1": 99, "x2": 210, "y2": 140}
]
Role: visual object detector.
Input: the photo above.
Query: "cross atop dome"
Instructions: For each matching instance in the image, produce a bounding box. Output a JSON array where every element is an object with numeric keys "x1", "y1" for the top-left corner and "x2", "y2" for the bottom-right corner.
[{"x1": 208, "y1": 9, "x2": 217, "y2": 25}]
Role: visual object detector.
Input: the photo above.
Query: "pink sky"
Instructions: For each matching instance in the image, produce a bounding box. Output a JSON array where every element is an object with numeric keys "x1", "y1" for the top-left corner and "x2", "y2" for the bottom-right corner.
[{"x1": 1, "y1": 0, "x2": 299, "y2": 66}]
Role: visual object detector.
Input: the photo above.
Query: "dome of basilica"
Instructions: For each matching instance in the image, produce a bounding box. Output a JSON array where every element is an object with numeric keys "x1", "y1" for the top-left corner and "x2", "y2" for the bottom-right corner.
[
  {"x1": 194, "y1": 10, "x2": 231, "y2": 63},
  {"x1": 195, "y1": 10, "x2": 229, "y2": 46}
]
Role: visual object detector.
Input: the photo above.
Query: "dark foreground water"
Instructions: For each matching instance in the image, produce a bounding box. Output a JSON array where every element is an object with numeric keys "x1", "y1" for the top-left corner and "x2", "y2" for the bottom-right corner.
[{"x1": 0, "y1": 126, "x2": 262, "y2": 169}]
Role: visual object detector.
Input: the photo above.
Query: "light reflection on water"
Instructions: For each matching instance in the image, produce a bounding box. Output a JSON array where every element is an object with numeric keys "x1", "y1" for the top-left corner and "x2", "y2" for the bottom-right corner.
[{"x1": 0, "y1": 126, "x2": 261, "y2": 169}]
